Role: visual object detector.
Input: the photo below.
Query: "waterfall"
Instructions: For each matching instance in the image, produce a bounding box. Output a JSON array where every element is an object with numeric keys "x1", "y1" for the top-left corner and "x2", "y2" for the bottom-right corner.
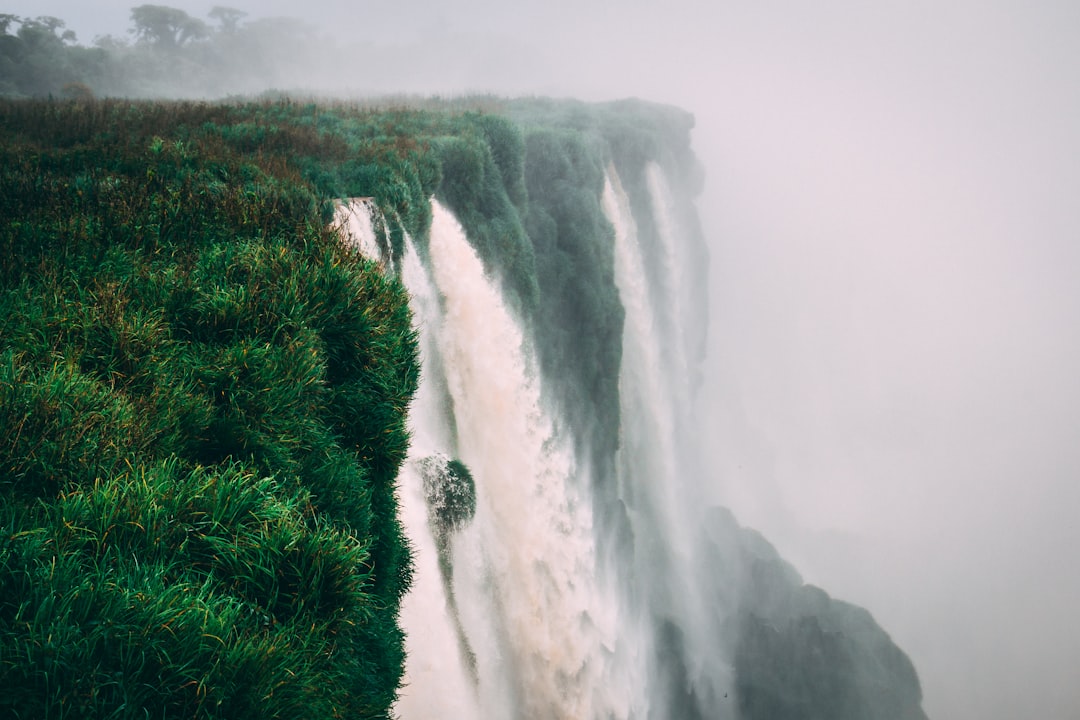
[
  {"x1": 395, "y1": 235, "x2": 481, "y2": 719},
  {"x1": 605, "y1": 166, "x2": 732, "y2": 717},
  {"x1": 333, "y1": 197, "x2": 392, "y2": 270},
  {"x1": 331, "y1": 197, "x2": 482, "y2": 714},
  {"x1": 644, "y1": 163, "x2": 695, "y2": 388},
  {"x1": 395, "y1": 200, "x2": 632, "y2": 719},
  {"x1": 385, "y1": 156, "x2": 731, "y2": 718}
]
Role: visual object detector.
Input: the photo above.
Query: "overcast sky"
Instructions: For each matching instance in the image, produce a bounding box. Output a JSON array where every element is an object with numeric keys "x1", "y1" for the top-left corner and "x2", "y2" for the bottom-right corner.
[{"x1": 8, "y1": 2, "x2": 1080, "y2": 718}]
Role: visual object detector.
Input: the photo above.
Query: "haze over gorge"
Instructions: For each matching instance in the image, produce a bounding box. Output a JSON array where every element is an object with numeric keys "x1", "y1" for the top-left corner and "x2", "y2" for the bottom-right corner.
[{"x1": 4, "y1": 4, "x2": 1080, "y2": 719}]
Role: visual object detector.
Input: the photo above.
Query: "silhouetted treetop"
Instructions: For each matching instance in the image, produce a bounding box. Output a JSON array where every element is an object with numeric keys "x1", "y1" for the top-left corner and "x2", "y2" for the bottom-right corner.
[
  {"x1": 209, "y1": 6, "x2": 248, "y2": 34},
  {"x1": 130, "y1": 4, "x2": 209, "y2": 48}
]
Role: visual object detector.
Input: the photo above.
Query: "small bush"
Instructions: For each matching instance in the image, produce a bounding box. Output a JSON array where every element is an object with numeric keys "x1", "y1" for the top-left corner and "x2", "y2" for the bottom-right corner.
[{"x1": 418, "y1": 453, "x2": 477, "y2": 536}]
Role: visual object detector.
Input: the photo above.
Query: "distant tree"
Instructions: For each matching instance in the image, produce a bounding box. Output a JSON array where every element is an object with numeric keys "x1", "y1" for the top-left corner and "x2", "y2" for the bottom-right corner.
[
  {"x1": 208, "y1": 6, "x2": 247, "y2": 34},
  {"x1": 0, "y1": 14, "x2": 19, "y2": 35},
  {"x1": 129, "y1": 5, "x2": 209, "y2": 49},
  {"x1": 26, "y1": 15, "x2": 76, "y2": 43},
  {"x1": 0, "y1": 16, "x2": 18, "y2": 95},
  {"x1": 0, "y1": 16, "x2": 95, "y2": 96},
  {"x1": 92, "y1": 34, "x2": 131, "y2": 51}
]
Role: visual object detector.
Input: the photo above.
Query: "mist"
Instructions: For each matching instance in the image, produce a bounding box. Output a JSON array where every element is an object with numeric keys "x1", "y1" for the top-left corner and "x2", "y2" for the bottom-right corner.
[{"x1": 7, "y1": 1, "x2": 1080, "y2": 718}]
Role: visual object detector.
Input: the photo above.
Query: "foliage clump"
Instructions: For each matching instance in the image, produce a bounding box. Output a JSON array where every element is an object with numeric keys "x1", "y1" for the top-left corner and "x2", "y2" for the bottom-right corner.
[{"x1": 418, "y1": 454, "x2": 477, "y2": 537}]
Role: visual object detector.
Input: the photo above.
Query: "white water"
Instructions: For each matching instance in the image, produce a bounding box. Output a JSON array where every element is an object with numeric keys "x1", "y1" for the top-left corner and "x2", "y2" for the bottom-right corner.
[
  {"x1": 605, "y1": 165, "x2": 732, "y2": 713},
  {"x1": 644, "y1": 163, "x2": 696, "y2": 412},
  {"x1": 332, "y1": 197, "x2": 390, "y2": 268},
  {"x1": 394, "y1": 200, "x2": 633, "y2": 719},
  {"x1": 395, "y1": 235, "x2": 481, "y2": 718},
  {"x1": 643, "y1": 163, "x2": 734, "y2": 709}
]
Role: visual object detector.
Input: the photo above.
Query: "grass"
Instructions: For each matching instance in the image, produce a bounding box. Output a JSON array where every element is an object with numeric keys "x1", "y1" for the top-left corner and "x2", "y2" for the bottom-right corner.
[{"x1": 0, "y1": 97, "x2": 420, "y2": 719}]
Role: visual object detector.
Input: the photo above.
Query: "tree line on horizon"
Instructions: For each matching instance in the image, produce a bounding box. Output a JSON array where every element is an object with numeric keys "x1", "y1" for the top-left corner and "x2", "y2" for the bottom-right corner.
[{"x1": 0, "y1": 5, "x2": 337, "y2": 98}]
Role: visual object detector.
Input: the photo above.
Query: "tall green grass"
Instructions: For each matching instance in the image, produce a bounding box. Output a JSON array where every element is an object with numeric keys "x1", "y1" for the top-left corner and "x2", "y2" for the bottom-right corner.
[{"x1": 0, "y1": 98, "x2": 420, "y2": 719}]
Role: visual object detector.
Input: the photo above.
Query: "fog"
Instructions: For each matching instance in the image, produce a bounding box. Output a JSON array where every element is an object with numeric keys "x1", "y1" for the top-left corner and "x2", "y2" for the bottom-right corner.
[{"x1": 11, "y1": 1, "x2": 1080, "y2": 718}]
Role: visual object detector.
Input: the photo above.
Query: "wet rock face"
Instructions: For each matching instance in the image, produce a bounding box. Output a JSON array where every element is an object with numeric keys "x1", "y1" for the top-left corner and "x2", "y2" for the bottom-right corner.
[
  {"x1": 734, "y1": 602, "x2": 928, "y2": 720},
  {"x1": 702, "y1": 507, "x2": 928, "y2": 720}
]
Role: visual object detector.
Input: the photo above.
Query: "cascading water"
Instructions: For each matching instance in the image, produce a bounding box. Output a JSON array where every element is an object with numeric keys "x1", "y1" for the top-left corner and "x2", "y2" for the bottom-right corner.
[
  {"x1": 333, "y1": 197, "x2": 393, "y2": 271},
  {"x1": 395, "y1": 235, "x2": 482, "y2": 719},
  {"x1": 394, "y1": 200, "x2": 633, "y2": 719},
  {"x1": 604, "y1": 166, "x2": 732, "y2": 717},
  {"x1": 644, "y1": 163, "x2": 696, "y2": 386}
]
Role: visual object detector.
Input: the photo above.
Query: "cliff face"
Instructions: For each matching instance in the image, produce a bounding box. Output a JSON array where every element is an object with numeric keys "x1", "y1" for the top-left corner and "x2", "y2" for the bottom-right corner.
[
  {"x1": 702, "y1": 508, "x2": 928, "y2": 720},
  {"x1": 0, "y1": 97, "x2": 926, "y2": 719}
]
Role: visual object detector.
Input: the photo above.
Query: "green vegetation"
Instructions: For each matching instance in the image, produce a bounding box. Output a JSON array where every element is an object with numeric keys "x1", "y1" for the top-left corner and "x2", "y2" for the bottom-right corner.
[
  {"x1": 520, "y1": 126, "x2": 623, "y2": 464},
  {"x1": 418, "y1": 454, "x2": 477, "y2": 538},
  {"x1": 0, "y1": 98, "x2": 421, "y2": 719}
]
